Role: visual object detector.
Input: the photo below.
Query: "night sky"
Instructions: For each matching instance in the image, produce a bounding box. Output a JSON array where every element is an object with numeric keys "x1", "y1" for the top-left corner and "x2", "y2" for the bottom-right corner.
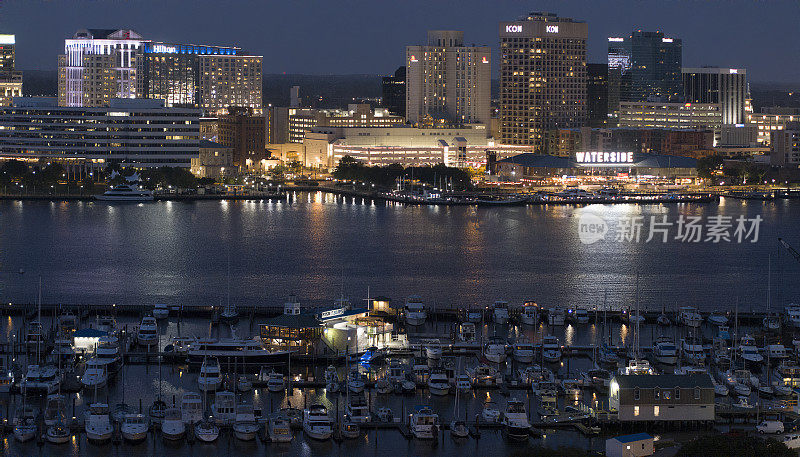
[{"x1": 1, "y1": 0, "x2": 798, "y2": 83}]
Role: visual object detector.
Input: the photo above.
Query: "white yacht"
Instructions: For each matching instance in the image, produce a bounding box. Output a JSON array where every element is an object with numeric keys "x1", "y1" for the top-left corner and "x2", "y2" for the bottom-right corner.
[
  {"x1": 786, "y1": 304, "x2": 800, "y2": 328},
  {"x1": 161, "y1": 408, "x2": 186, "y2": 441},
  {"x1": 502, "y1": 399, "x2": 530, "y2": 441},
  {"x1": 541, "y1": 336, "x2": 562, "y2": 363},
  {"x1": 766, "y1": 344, "x2": 788, "y2": 360},
  {"x1": 45, "y1": 419, "x2": 70, "y2": 444},
  {"x1": 347, "y1": 368, "x2": 365, "y2": 393},
  {"x1": 520, "y1": 303, "x2": 538, "y2": 326},
  {"x1": 13, "y1": 405, "x2": 38, "y2": 442},
  {"x1": 211, "y1": 391, "x2": 236, "y2": 425},
  {"x1": 152, "y1": 304, "x2": 169, "y2": 320},
  {"x1": 547, "y1": 307, "x2": 566, "y2": 326},
  {"x1": 81, "y1": 359, "x2": 108, "y2": 390},
  {"x1": 513, "y1": 338, "x2": 535, "y2": 363},
  {"x1": 187, "y1": 337, "x2": 288, "y2": 364},
  {"x1": 707, "y1": 311, "x2": 728, "y2": 326},
  {"x1": 21, "y1": 364, "x2": 60, "y2": 395},
  {"x1": 195, "y1": 419, "x2": 220, "y2": 443},
  {"x1": 409, "y1": 406, "x2": 439, "y2": 439},
  {"x1": 85, "y1": 403, "x2": 113, "y2": 444},
  {"x1": 268, "y1": 416, "x2": 293, "y2": 443},
  {"x1": 324, "y1": 365, "x2": 340, "y2": 392},
  {"x1": 96, "y1": 315, "x2": 118, "y2": 335},
  {"x1": 233, "y1": 403, "x2": 259, "y2": 441},
  {"x1": 340, "y1": 415, "x2": 360, "y2": 439},
  {"x1": 427, "y1": 369, "x2": 450, "y2": 396},
  {"x1": 404, "y1": 296, "x2": 427, "y2": 326},
  {"x1": 569, "y1": 307, "x2": 590, "y2": 324},
  {"x1": 198, "y1": 357, "x2": 222, "y2": 392},
  {"x1": 137, "y1": 317, "x2": 158, "y2": 347},
  {"x1": 94, "y1": 335, "x2": 122, "y2": 374},
  {"x1": 303, "y1": 404, "x2": 333, "y2": 440},
  {"x1": 483, "y1": 338, "x2": 507, "y2": 364},
  {"x1": 345, "y1": 393, "x2": 370, "y2": 422},
  {"x1": 470, "y1": 364, "x2": 502, "y2": 387},
  {"x1": 764, "y1": 314, "x2": 781, "y2": 332},
  {"x1": 492, "y1": 300, "x2": 510, "y2": 324},
  {"x1": 95, "y1": 184, "x2": 154, "y2": 202},
  {"x1": 679, "y1": 306, "x2": 702, "y2": 327},
  {"x1": 455, "y1": 374, "x2": 471, "y2": 393},
  {"x1": 681, "y1": 338, "x2": 706, "y2": 364},
  {"x1": 121, "y1": 414, "x2": 149, "y2": 443},
  {"x1": 653, "y1": 336, "x2": 678, "y2": 365},
  {"x1": 424, "y1": 339, "x2": 443, "y2": 360},
  {"x1": 180, "y1": 392, "x2": 203, "y2": 424},
  {"x1": 738, "y1": 335, "x2": 764, "y2": 365}
]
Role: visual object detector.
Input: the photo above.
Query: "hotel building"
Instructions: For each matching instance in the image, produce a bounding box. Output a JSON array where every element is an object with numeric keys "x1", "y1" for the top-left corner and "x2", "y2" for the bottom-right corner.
[
  {"x1": 0, "y1": 97, "x2": 200, "y2": 170},
  {"x1": 499, "y1": 12, "x2": 588, "y2": 150},
  {"x1": 58, "y1": 29, "x2": 262, "y2": 114},
  {"x1": 0, "y1": 34, "x2": 22, "y2": 107},
  {"x1": 682, "y1": 67, "x2": 747, "y2": 125},
  {"x1": 405, "y1": 31, "x2": 491, "y2": 126}
]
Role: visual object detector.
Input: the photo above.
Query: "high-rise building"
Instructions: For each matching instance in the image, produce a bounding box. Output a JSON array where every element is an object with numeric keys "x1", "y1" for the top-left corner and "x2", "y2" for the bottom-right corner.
[
  {"x1": 382, "y1": 66, "x2": 406, "y2": 117},
  {"x1": 0, "y1": 34, "x2": 22, "y2": 106},
  {"x1": 607, "y1": 31, "x2": 682, "y2": 106},
  {"x1": 58, "y1": 29, "x2": 262, "y2": 114},
  {"x1": 770, "y1": 122, "x2": 800, "y2": 167},
  {"x1": 682, "y1": 67, "x2": 747, "y2": 125},
  {"x1": 406, "y1": 31, "x2": 491, "y2": 126},
  {"x1": 58, "y1": 29, "x2": 144, "y2": 107},
  {"x1": 587, "y1": 63, "x2": 609, "y2": 127},
  {"x1": 499, "y1": 12, "x2": 588, "y2": 150}
]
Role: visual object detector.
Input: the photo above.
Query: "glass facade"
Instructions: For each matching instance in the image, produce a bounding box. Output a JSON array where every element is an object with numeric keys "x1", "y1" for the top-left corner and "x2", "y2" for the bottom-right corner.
[{"x1": 608, "y1": 31, "x2": 683, "y2": 104}]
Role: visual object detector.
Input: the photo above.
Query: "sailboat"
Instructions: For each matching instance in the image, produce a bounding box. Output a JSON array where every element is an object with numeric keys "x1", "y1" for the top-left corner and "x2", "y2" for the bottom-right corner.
[
  {"x1": 764, "y1": 255, "x2": 781, "y2": 332},
  {"x1": 450, "y1": 358, "x2": 469, "y2": 439},
  {"x1": 196, "y1": 340, "x2": 220, "y2": 442},
  {"x1": 220, "y1": 256, "x2": 239, "y2": 323},
  {"x1": 148, "y1": 350, "x2": 167, "y2": 424},
  {"x1": 621, "y1": 274, "x2": 654, "y2": 375}
]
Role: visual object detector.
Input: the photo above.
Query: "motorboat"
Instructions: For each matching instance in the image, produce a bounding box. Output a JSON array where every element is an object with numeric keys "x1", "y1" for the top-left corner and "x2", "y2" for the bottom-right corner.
[
  {"x1": 707, "y1": 311, "x2": 728, "y2": 326},
  {"x1": 513, "y1": 337, "x2": 535, "y2": 363},
  {"x1": 96, "y1": 315, "x2": 117, "y2": 335},
  {"x1": 681, "y1": 338, "x2": 706, "y2": 365},
  {"x1": 738, "y1": 335, "x2": 764, "y2": 365},
  {"x1": 95, "y1": 183, "x2": 154, "y2": 202},
  {"x1": 340, "y1": 415, "x2": 360, "y2": 439},
  {"x1": 197, "y1": 357, "x2": 222, "y2": 392},
  {"x1": 345, "y1": 393, "x2": 370, "y2": 423},
  {"x1": 325, "y1": 366, "x2": 340, "y2": 393},
  {"x1": 424, "y1": 340, "x2": 443, "y2": 360},
  {"x1": 194, "y1": 419, "x2": 220, "y2": 443},
  {"x1": 466, "y1": 310, "x2": 483, "y2": 323},
  {"x1": 53, "y1": 338, "x2": 76, "y2": 362},
  {"x1": 679, "y1": 306, "x2": 702, "y2": 327},
  {"x1": 725, "y1": 370, "x2": 753, "y2": 397},
  {"x1": 520, "y1": 365, "x2": 554, "y2": 385},
  {"x1": 409, "y1": 406, "x2": 439, "y2": 439},
  {"x1": 541, "y1": 336, "x2": 562, "y2": 363},
  {"x1": 268, "y1": 416, "x2": 293, "y2": 442},
  {"x1": 180, "y1": 392, "x2": 203, "y2": 424},
  {"x1": 621, "y1": 308, "x2": 644, "y2": 325},
  {"x1": 599, "y1": 344, "x2": 620, "y2": 365},
  {"x1": 450, "y1": 419, "x2": 469, "y2": 438},
  {"x1": 786, "y1": 304, "x2": 800, "y2": 328},
  {"x1": 137, "y1": 317, "x2": 158, "y2": 347},
  {"x1": 569, "y1": 307, "x2": 590, "y2": 324},
  {"x1": 481, "y1": 402, "x2": 501, "y2": 423},
  {"x1": 211, "y1": 391, "x2": 236, "y2": 425},
  {"x1": 764, "y1": 315, "x2": 781, "y2": 332},
  {"x1": 404, "y1": 296, "x2": 427, "y2": 326},
  {"x1": 94, "y1": 335, "x2": 122, "y2": 374},
  {"x1": 13, "y1": 405, "x2": 38, "y2": 442},
  {"x1": 483, "y1": 338, "x2": 507, "y2": 364},
  {"x1": 81, "y1": 359, "x2": 108, "y2": 390},
  {"x1": 547, "y1": 307, "x2": 565, "y2": 326},
  {"x1": 220, "y1": 302, "x2": 239, "y2": 323},
  {"x1": 375, "y1": 407, "x2": 394, "y2": 423},
  {"x1": 427, "y1": 369, "x2": 450, "y2": 396},
  {"x1": 502, "y1": 399, "x2": 530, "y2": 441},
  {"x1": 153, "y1": 304, "x2": 169, "y2": 319},
  {"x1": 717, "y1": 325, "x2": 732, "y2": 341},
  {"x1": 492, "y1": 300, "x2": 510, "y2": 325},
  {"x1": 709, "y1": 376, "x2": 729, "y2": 396},
  {"x1": 237, "y1": 375, "x2": 252, "y2": 392},
  {"x1": 375, "y1": 376, "x2": 393, "y2": 394},
  {"x1": 470, "y1": 364, "x2": 502, "y2": 387},
  {"x1": 267, "y1": 370, "x2": 286, "y2": 392},
  {"x1": 187, "y1": 337, "x2": 288, "y2": 365},
  {"x1": 347, "y1": 369, "x2": 365, "y2": 393},
  {"x1": 457, "y1": 322, "x2": 476, "y2": 342},
  {"x1": 455, "y1": 374, "x2": 471, "y2": 393},
  {"x1": 85, "y1": 403, "x2": 113, "y2": 444},
  {"x1": 21, "y1": 364, "x2": 60, "y2": 395},
  {"x1": 121, "y1": 414, "x2": 149, "y2": 443},
  {"x1": 561, "y1": 377, "x2": 583, "y2": 398},
  {"x1": 653, "y1": 336, "x2": 678, "y2": 365},
  {"x1": 161, "y1": 408, "x2": 186, "y2": 441},
  {"x1": 620, "y1": 358, "x2": 655, "y2": 375},
  {"x1": 584, "y1": 368, "x2": 611, "y2": 392},
  {"x1": 303, "y1": 404, "x2": 333, "y2": 440},
  {"x1": 45, "y1": 419, "x2": 70, "y2": 444},
  {"x1": 520, "y1": 303, "x2": 538, "y2": 326},
  {"x1": 148, "y1": 399, "x2": 166, "y2": 424},
  {"x1": 656, "y1": 313, "x2": 671, "y2": 326},
  {"x1": 44, "y1": 393, "x2": 67, "y2": 426},
  {"x1": 233, "y1": 403, "x2": 259, "y2": 441}
]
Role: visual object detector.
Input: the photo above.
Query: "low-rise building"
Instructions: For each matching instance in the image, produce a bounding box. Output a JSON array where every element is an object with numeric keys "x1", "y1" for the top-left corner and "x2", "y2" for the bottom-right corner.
[
  {"x1": 609, "y1": 374, "x2": 715, "y2": 423},
  {"x1": 618, "y1": 101, "x2": 722, "y2": 131},
  {"x1": 605, "y1": 433, "x2": 654, "y2": 457},
  {"x1": 191, "y1": 140, "x2": 234, "y2": 178},
  {"x1": 271, "y1": 104, "x2": 405, "y2": 144}
]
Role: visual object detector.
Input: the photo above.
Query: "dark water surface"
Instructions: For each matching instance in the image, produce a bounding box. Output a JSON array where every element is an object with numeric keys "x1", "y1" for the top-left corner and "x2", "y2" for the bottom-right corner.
[{"x1": 1, "y1": 192, "x2": 799, "y2": 311}]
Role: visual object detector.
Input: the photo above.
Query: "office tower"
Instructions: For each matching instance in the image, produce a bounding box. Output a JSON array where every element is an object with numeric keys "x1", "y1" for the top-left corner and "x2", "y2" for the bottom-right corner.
[
  {"x1": 58, "y1": 29, "x2": 144, "y2": 107},
  {"x1": 682, "y1": 67, "x2": 746, "y2": 125},
  {"x1": 217, "y1": 107, "x2": 266, "y2": 169},
  {"x1": 382, "y1": 66, "x2": 406, "y2": 117},
  {"x1": 587, "y1": 63, "x2": 609, "y2": 127},
  {"x1": 406, "y1": 31, "x2": 491, "y2": 126},
  {"x1": 58, "y1": 29, "x2": 262, "y2": 114},
  {"x1": 499, "y1": 12, "x2": 588, "y2": 149},
  {"x1": 0, "y1": 34, "x2": 22, "y2": 106},
  {"x1": 607, "y1": 31, "x2": 682, "y2": 105}
]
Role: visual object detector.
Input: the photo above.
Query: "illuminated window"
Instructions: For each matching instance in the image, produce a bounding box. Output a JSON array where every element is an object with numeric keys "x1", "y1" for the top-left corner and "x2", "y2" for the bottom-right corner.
[
  {"x1": 654, "y1": 406, "x2": 659, "y2": 417},
  {"x1": 634, "y1": 406, "x2": 639, "y2": 416}
]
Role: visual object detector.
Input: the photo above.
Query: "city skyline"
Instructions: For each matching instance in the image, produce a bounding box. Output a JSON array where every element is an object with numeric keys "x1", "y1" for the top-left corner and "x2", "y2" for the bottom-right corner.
[{"x1": 0, "y1": 0, "x2": 798, "y2": 83}]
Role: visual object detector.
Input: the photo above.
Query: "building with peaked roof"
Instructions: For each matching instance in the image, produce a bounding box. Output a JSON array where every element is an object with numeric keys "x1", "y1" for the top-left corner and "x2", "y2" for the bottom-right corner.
[
  {"x1": 609, "y1": 374, "x2": 715, "y2": 422},
  {"x1": 606, "y1": 433, "x2": 654, "y2": 457}
]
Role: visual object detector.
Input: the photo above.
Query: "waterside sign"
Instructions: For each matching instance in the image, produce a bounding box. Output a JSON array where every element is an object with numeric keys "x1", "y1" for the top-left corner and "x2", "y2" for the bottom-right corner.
[{"x1": 575, "y1": 152, "x2": 634, "y2": 165}]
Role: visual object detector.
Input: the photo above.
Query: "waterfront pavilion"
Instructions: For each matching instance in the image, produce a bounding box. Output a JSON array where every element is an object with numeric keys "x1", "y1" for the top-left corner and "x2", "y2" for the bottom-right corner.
[{"x1": 258, "y1": 313, "x2": 322, "y2": 354}]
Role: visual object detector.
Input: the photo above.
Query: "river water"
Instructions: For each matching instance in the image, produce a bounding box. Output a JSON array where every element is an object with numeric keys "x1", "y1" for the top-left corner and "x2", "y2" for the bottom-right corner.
[{"x1": 0, "y1": 192, "x2": 799, "y2": 311}]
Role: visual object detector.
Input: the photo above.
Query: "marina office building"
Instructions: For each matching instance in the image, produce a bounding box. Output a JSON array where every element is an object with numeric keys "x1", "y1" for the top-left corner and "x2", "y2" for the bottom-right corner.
[{"x1": 0, "y1": 97, "x2": 200, "y2": 173}]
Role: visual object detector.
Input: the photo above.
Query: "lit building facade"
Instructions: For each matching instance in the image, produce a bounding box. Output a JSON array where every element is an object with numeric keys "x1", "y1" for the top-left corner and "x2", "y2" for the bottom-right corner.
[
  {"x1": 0, "y1": 97, "x2": 200, "y2": 168},
  {"x1": 382, "y1": 66, "x2": 406, "y2": 117},
  {"x1": 271, "y1": 105, "x2": 405, "y2": 144},
  {"x1": 618, "y1": 101, "x2": 721, "y2": 131},
  {"x1": 499, "y1": 12, "x2": 588, "y2": 149},
  {"x1": 217, "y1": 107, "x2": 266, "y2": 170},
  {"x1": 0, "y1": 34, "x2": 22, "y2": 107},
  {"x1": 771, "y1": 122, "x2": 800, "y2": 167},
  {"x1": 682, "y1": 67, "x2": 746, "y2": 125},
  {"x1": 747, "y1": 107, "x2": 800, "y2": 145},
  {"x1": 406, "y1": 31, "x2": 491, "y2": 126},
  {"x1": 608, "y1": 31, "x2": 682, "y2": 105}
]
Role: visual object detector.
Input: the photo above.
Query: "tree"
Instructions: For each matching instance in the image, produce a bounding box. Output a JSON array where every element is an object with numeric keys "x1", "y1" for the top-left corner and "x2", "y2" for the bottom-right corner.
[{"x1": 677, "y1": 434, "x2": 794, "y2": 457}]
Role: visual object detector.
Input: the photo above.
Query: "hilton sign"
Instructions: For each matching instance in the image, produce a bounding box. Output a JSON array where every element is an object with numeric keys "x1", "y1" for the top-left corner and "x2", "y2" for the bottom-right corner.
[{"x1": 575, "y1": 152, "x2": 634, "y2": 164}]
